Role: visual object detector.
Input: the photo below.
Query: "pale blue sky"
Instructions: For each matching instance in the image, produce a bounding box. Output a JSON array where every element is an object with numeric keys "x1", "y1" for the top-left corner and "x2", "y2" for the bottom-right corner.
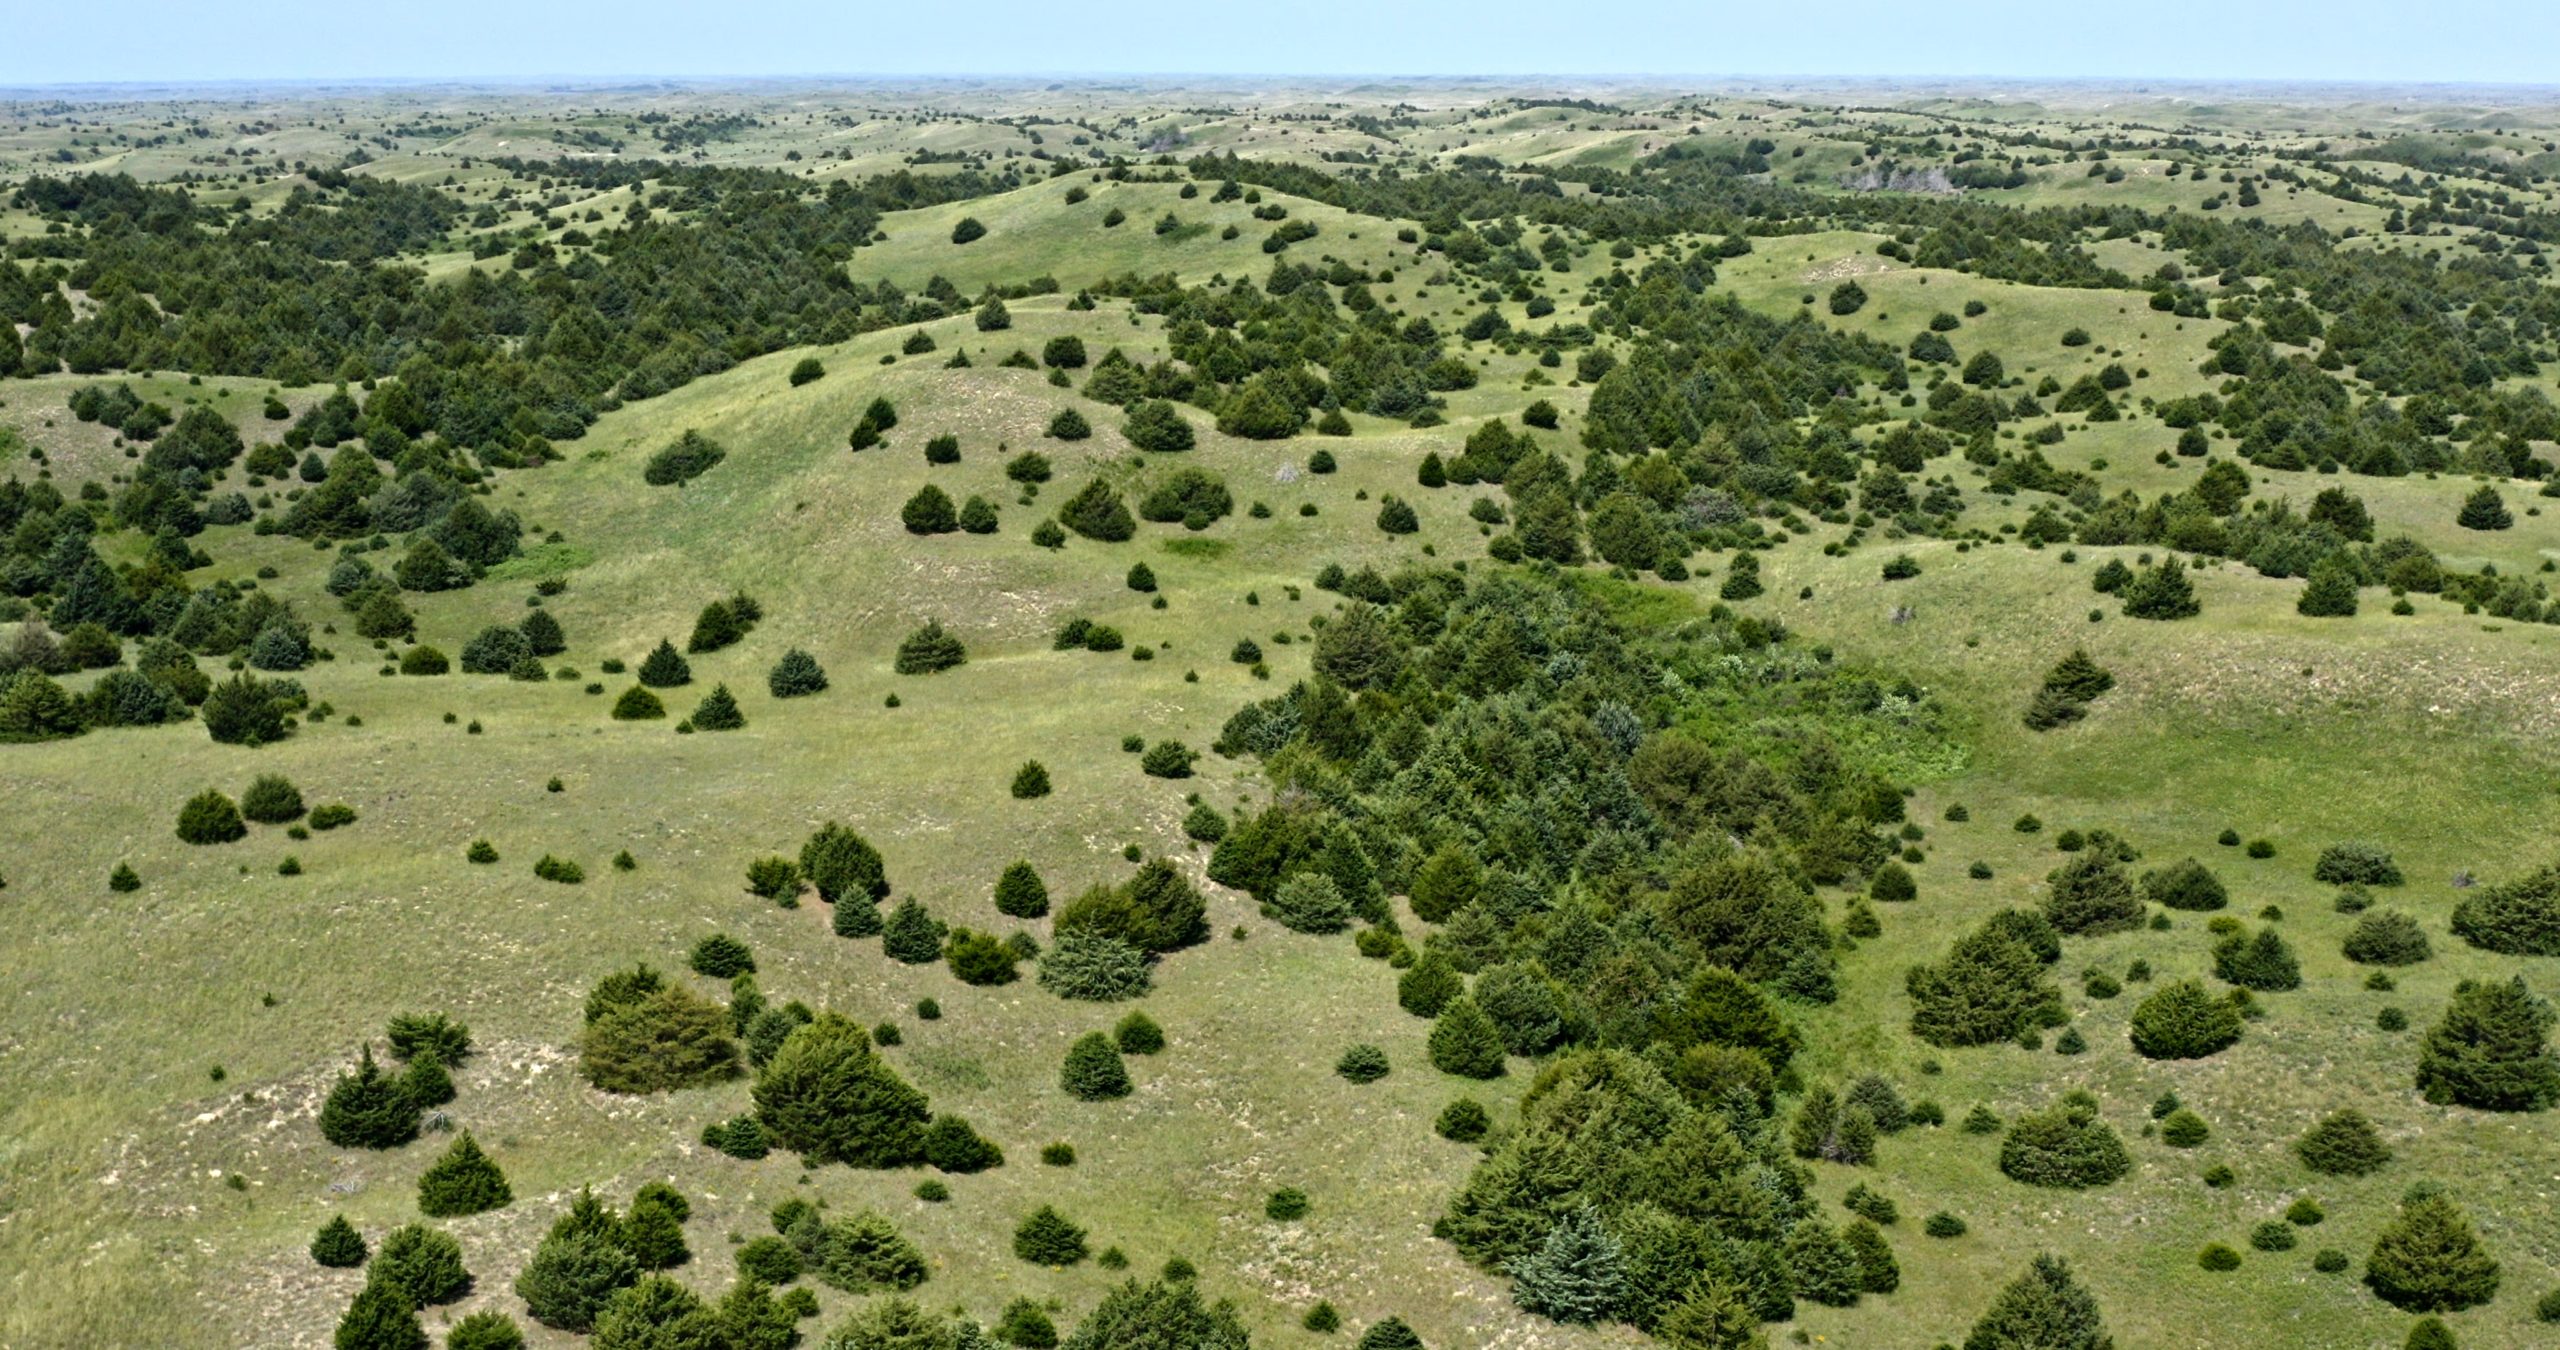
[{"x1": 6, "y1": 0, "x2": 2557, "y2": 87}]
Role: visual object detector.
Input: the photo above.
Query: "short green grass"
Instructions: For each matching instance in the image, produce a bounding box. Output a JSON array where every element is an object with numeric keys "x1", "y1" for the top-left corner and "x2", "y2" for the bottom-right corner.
[{"x1": 7, "y1": 82, "x2": 2560, "y2": 1350}]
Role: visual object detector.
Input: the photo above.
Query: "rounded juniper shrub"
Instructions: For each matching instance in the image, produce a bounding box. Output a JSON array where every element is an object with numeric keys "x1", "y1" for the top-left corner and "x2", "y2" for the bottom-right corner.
[
  {"x1": 2129, "y1": 980, "x2": 2243, "y2": 1060},
  {"x1": 2313, "y1": 1248, "x2": 2351, "y2": 1274},
  {"x1": 371, "y1": 1223, "x2": 471, "y2": 1307},
  {"x1": 2314, "y1": 842, "x2": 2403, "y2": 887},
  {"x1": 1435, "y1": 1096, "x2": 1488, "y2": 1142},
  {"x1": 2160, "y1": 1109, "x2": 2211, "y2": 1148},
  {"x1": 1013, "y1": 1205, "x2": 1089, "y2": 1266},
  {"x1": 1182, "y1": 801, "x2": 1228, "y2": 843},
  {"x1": 882, "y1": 899, "x2": 947, "y2": 965},
  {"x1": 1265, "y1": 1187, "x2": 1310, "y2": 1221},
  {"x1": 2296, "y1": 1108, "x2": 2393, "y2": 1175},
  {"x1": 1114, "y1": 1010, "x2": 1165, "y2": 1055},
  {"x1": 2416, "y1": 976, "x2": 2560, "y2": 1111},
  {"x1": 1139, "y1": 740, "x2": 1196, "y2": 778},
  {"x1": 689, "y1": 933, "x2": 755, "y2": 978},
  {"x1": 1923, "y1": 1212, "x2": 1966, "y2": 1238},
  {"x1": 333, "y1": 1280, "x2": 427, "y2": 1350},
  {"x1": 2250, "y1": 1221, "x2": 2299, "y2": 1253},
  {"x1": 734, "y1": 1234, "x2": 800, "y2": 1284},
  {"x1": 2141, "y1": 857, "x2": 2227, "y2": 911},
  {"x1": 1011, "y1": 760, "x2": 1053, "y2": 799},
  {"x1": 923, "y1": 1114, "x2": 1005, "y2": 1173},
  {"x1": 1038, "y1": 928, "x2": 1151, "y2": 1002},
  {"x1": 409, "y1": 1269, "x2": 512, "y2": 1336},
  {"x1": 2451, "y1": 864, "x2": 2560, "y2": 956},
  {"x1": 416, "y1": 1131, "x2": 513, "y2": 1218},
  {"x1": 1336, "y1": 1043, "x2": 1390, "y2": 1084},
  {"x1": 2212, "y1": 926, "x2": 2302, "y2": 992},
  {"x1": 1268, "y1": 871, "x2": 1352, "y2": 934},
  {"x1": 1998, "y1": 1090, "x2": 2130, "y2": 1189},
  {"x1": 176, "y1": 789, "x2": 247, "y2": 845},
  {"x1": 2345, "y1": 910, "x2": 2434, "y2": 966},
  {"x1": 399, "y1": 645, "x2": 449, "y2": 676},
  {"x1": 767, "y1": 648, "x2": 828, "y2": 698},
  {"x1": 2404, "y1": 1317, "x2": 2456, "y2": 1350},
  {"x1": 1869, "y1": 860, "x2": 1917, "y2": 902},
  {"x1": 893, "y1": 620, "x2": 967, "y2": 675},
  {"x1": 2198, "y1": 1243, "x2": 2242, "y2": 1271},
  {"x1": 2043, "y1": 853, "x2": 2144, "y2": 935},
  {"x1": 998, "y1": 1297, "x2": 1060, "y2": 1348},
  {"x1": 945, "y1": 928, "x2": 1019, "y2": 985},
  {"x1": 240, "y1": 774, "x2": 306, "y2": 824},
  {"x1": 310, "y1": 1213, "x2": 368, "y2": 1268},
  {"x1": 994, "y1": 860, "x2": 1051, "y2": 919},
  {"x1": 1428, "y1": 996, "x2": 1506, "y2": 1079},
  {"x1": 1061, "y1": 1031, "x2": 1132, "y2": 1100}
]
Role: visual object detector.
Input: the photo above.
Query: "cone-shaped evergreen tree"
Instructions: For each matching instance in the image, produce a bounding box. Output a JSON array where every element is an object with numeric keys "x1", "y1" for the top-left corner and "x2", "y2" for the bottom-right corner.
[
  {"x1": 833, "y1": 895, "x2": 884, "y2": 938},
  {"x1": 417, "y1": 1131, "x2": 512, "y2": 1217},
  {"x1": 311, "y1": 1214, "x2": 368, "y2": 1268},
  {"x1": 893, "y1": 620, "x2": 967, "y2": 674},
  {"x1": 995, "y1": 860, "x2": 1050, "y2": 918},
  {"x1": 2121, "y1": 557, "x2": 2201, "y2": 620},
  {"x1": 2456, "y1": 484, "x2": 2513, "y2": 531},
  {"x1": 1013, "y1": 1205, "x2": 1090, "y2": 1265},
  {"x1": 901, "y1": 484, "x2": 958, "y2": 534},
  {"x1": 1962, "y1": 1255, "x2": 2111, "y2": 1350},
  {"x1": 2041, "y1": 648, "x2": 2115, "y2": 702},
  {"x1": 1398, "y1": 949, "x2": 1463, "y2": 1018},
  {"x1": 1269, "y1": 872, "x2": 1352, "y2": 934},
  {"x1": 636, "y1": 640, "x2": 691, "y2": 688},
  {"x1": 1783, "y1": 1219, "x2": 1863, "y2": 1307},
  {"x1": 2295, "y1": 1108, "x2": 2393, "y2": 1176},
  {"x1": 801, "y1": 822, "x2": 889, "y2": 903},
  {"x1": 319, "y1": 1046, "x2": 420, "y2": 1149},
  {"x1": 2043, "y1": 854, "x2": 2144, "y2": 936},
  {"x1": 1844, "y1": 1219, "x2": 1899, "y2": 1293},
  {"x1": 1656, "y1": 1280, "x2": 1765, "y2": 1349},
  {"x1": 1062, "y1": 1031, "x2": 1133, "y2": 1100},
  {"x1": 2297, "y1": 555, "x2": 2360, "y2": 617},
  {"x1": 688, "y1": 683, "x2": 745, "y2": 731},
  {"x1": 369, "y1": 1224, "x2": 470, "y2": 1306},
  {"x1": 2364, "y1": 1188, "x2": 2500, "y2": 1312},
  {"x1": 1718, "y1": 552, "x2": 1763, "y2": 601},
  {"x1": 1428, "y1": 996, "x2": 1507, "y2": 1079},
  {"x1": 2450, "y1": 864, "x2": 2560, "y2": 956},
  {"x1": 519, "y1": 608, "x2": 567, "y2": 656},
  {"x1": 1509, "y1": 1206, "x2": 1628, "y2": 1323},
  {"x1": 621, "y1": 1191, "x2": 690, "y2": 1269},
  {"x1": 753, "y1": 1014, "x2": 930, "y2": 1166},
  {"x1": 882, "y1": 898, "x2": 946, "y2": 964},
  {"x1": 1356, "y1": 1316, "x2": 1427, "y2": 1350},
  {"x1": 2416, "y1": 976, "x2": 2560, "y2": 1111},
  {"x1": 1011, "y1": 760, "x2": 1053, "y2": 799},
  {"x1": 332, "y1": 1279, "x2": 428, "y2": 1350},
  {"x1": 2212, "y1": 926, "x2": 2302, "y2": 992}
]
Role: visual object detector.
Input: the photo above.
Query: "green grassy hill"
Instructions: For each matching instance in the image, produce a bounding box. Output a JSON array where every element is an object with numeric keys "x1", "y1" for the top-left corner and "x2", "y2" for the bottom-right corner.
[{"x1": 5, "y1": 79, "x2": 2560, "y2": 1350}]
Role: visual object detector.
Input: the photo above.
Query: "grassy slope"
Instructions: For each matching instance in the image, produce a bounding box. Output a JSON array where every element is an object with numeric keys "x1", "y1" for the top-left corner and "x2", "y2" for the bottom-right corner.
[{"x1": 7, "y1": 95, "x2": 2560, "y2": 1350}]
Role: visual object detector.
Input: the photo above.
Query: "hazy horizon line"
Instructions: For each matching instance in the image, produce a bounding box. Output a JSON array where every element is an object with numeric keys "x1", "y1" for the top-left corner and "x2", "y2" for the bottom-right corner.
[{"x1": 6, "y1": 71, "x2": 2560, "y2": 99}]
